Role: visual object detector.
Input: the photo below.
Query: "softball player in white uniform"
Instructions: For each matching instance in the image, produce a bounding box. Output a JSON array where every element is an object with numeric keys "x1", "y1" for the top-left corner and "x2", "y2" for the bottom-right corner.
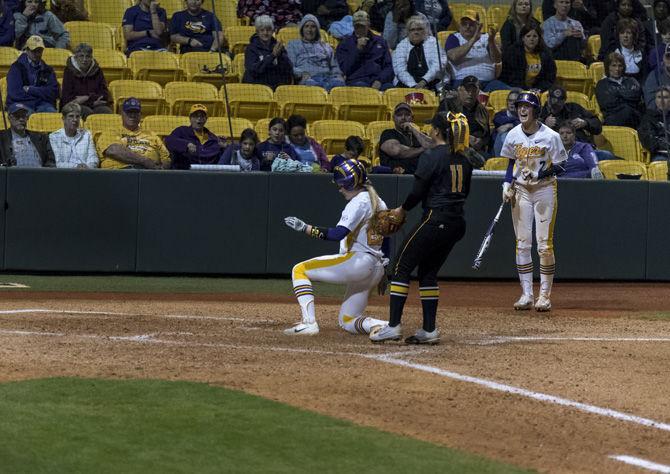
[
  {"x1": 500, "y1": 91, "x2": 567, "y2": 312},
  {"x1": 283, "y1": 159, "x2": 389, "y2": 336}
]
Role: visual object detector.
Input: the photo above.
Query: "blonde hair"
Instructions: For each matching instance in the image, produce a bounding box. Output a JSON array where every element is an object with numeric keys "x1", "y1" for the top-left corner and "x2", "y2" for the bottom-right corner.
[{"x1": 364, "y1": 183, "x2": 381, "y2": 230}]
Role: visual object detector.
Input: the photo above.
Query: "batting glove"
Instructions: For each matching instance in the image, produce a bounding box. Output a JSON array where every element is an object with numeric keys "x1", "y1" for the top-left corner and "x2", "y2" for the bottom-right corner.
[
  {"x1": 502, "y1": 182, "x2": 515, "y2": 203},
  {"x1": 284, "y1": 216, "x2": 307, "y2": 232}
]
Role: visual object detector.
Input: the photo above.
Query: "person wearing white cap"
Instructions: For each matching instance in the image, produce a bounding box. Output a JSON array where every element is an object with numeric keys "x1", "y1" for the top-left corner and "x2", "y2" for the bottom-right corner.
[{"x1": 5, "y1": 35, "x2": 59, "y2": 113}]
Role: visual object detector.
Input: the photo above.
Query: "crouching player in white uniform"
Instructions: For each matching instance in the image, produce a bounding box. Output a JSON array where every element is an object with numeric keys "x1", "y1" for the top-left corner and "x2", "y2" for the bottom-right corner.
[
  {"x1": 283, "y1": 159, "x2": 389, "y2": 336},
  {"x1": 500, "y1": 91, "x2": 567, "y2": 312}
]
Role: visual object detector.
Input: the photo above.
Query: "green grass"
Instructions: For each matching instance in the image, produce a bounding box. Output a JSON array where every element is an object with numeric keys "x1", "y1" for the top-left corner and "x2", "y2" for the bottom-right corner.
[
  {"x1": 635, "y1": 311, "x2": 670, "y2": 320},
  {"x1": 0, "y1": 274, "x2": 344, "y2": 297},
  {"x1": 0, "y1": 378, "x2": 530, "y2": 474}
]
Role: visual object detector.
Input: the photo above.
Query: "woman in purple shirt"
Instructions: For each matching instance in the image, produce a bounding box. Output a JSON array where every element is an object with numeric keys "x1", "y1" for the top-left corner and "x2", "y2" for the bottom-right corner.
[{"x1": 122, "y1": 0, "x2": 168, "y2": 54}]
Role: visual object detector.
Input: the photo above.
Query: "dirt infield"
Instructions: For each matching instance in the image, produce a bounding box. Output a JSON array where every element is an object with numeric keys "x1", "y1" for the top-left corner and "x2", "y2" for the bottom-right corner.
[{"x1": 0, "y1": 281, "x2": 669, "y2": 473}]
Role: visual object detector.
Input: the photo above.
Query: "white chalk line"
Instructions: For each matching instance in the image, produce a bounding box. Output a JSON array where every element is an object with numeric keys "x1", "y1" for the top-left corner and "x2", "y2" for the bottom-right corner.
[
  {"x1": 367, "y1": 355, "x2": 670, "y2": 433},
  {"x1": 610, "y1": 455, "x2": 670, "y2": 473},
  {"x1": 492, "y1": 336, "x2": 670, "y2": 343}
]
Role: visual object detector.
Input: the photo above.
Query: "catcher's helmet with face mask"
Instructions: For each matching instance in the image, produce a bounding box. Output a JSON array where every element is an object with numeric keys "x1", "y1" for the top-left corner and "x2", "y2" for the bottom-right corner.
[{"x1": 334, "y1": 159, "x2": 368, "y2": 191}]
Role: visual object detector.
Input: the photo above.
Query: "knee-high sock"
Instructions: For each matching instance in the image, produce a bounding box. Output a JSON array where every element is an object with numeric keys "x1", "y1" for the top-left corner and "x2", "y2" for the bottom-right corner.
[
  {"x1": 419, "y1": 286, "x2": 439, "y2": 332},
  {"x1": 389, "y1": 281, "x2": 409, "y2": 327},
  {"x1": 293, "y1": 279, "x2": 315, "y2": 324},
  {"x1": 516, "y1": 247, "x2": 533, "y2": 296},
  {"x1": 341, "y1": 315, "x2": 388, "y2": 334},
  {"x1": 539, "y1": 255, "x2": 555, "y2": 297}
]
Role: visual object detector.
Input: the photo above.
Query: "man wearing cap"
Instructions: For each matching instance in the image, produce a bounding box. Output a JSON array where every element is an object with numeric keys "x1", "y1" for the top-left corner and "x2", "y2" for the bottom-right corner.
[
  {"x1": 378, "y1": 102, "x2": 433, "y2": 174},
  {"x1": 644, "y1": 43, "x2": 670, "y2": 108},
  {"x1": 0, "y1": 103, "x2": 56, "y2": 167},
  {"x1": 638, "y1": 86, "x2": 670, "y2": 161},
  {"x1": 335, "y1": 10, "x2": 394, "y2": 90},
  {"x1": 165, "y1": 104, "x2": 227, "y2": 169},
  {"x1": 456, "y1": 76, "x2": 491, "y2": 155},
  {"x1": 96, "y1": 98, "x2": 171, "y2": 169},
  {"x1": 445, "y1": 10, "x2": 505, "y2": 91},
  {"x1": 6, "y1": 35, "x2": 59, "y2": 113}
]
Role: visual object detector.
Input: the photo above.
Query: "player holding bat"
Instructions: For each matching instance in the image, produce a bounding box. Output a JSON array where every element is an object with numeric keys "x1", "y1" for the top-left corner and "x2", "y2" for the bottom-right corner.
[{"x1": 500, "y1": 91, "x2": 567, "y2": 312}]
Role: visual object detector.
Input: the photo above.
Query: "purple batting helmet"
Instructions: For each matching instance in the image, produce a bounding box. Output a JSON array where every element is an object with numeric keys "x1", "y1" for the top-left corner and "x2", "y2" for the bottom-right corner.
[
  {"x1": 333, "y1": 159, "x2": 368, "y2": 191},
  {"x1": 515, "y1": 91, "x2": 541, "y2": 111}
]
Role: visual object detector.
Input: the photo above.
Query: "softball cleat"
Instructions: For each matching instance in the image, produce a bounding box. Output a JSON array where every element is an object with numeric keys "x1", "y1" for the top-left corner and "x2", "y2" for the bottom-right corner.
[
  {"x1": 405, "y1": 328, "x2": 440, "y2": 345},
  {"x1": 513, "y1": 294, "x2": 534, "y2": 310},
  {"x1": 283, "y1": 321, "x2": 319, "y2": 336},
  {"x1": 534, "y1": 294, "x2": 552, "y2": 312},
  {"x1": 369, "y1": 324, "x2": 402, "y2": 342}
]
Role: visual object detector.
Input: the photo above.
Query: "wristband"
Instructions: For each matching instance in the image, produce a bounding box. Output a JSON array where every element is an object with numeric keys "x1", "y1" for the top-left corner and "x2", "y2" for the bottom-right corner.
[{"x1": 309, "y1": 226, "x2": 325, "y2": 240}]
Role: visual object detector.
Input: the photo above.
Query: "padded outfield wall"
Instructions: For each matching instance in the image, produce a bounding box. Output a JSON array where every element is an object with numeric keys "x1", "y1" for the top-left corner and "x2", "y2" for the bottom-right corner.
[{"x1": 1, "y1": 168, "x2": 668, "y2": 281}]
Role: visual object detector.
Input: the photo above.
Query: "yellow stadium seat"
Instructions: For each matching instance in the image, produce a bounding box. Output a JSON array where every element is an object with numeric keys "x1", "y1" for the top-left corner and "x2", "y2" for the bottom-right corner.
[
  {"x1": 589, "y1": 61, "x2": 604, "y2": 96},
  {"x1": 108, "y1": 79, "x2": 164, "y2": 115},
  {"x1": 648, "y1": 161, "x2": 668, "y2": 181},
  {"x1": 85, "y1": 0, "x2": 132, "y2": 26},
  {"x1": 383, "y1": 88, "x2": 437, "y2": 123},
  {"x1": 225, "y1": 26, "x2": 256, "y2": 56},
  {"x1": 0, "y1": 77, "x2": 6, "y2": 105},
  {"x1": 275, "y1": 85, "x2": 332, "y2": 122},
  {"x1": 0, "y1": 47, "x2": 20, "y2": 78},
  {"x1": 220, "y1": 0, "x2": 241, "y2": 29},
  {"x1": 95, "y1": 48, "x2": 130, "y2": 82},
  {"x1": 598, "y1": 160, "x2": 648, "y2": 180},
  {"x1": 206, "y1": 117, "x2": 254, "y2": 139},
  {"x1": 84, "y1": 113, "x2": 124, "y2": 141},
  {"x1": 488, "y1": 89, "x2": 512, "y2": 113},
  {"x1": 232, "y1": 53, "x2": 245, "y2": 82},
  {"x1": 599, "y1": 126, "x2": 645, "y2": 162},
  {"x1": 254, "y1": 117, "x2": 272, "y2": 141},
  {"x1": 448, "y1": 3, "x2": 487, "y2": 31},
  {"x1": 365, "y1": 120, "x2": 394, "y2": 165},
  {"x1": 483, "y1": 157, "x2": 509, "y2": 171},
  {"x1": 310, "y1": 120, "x2": 367, "y2": 155},
  {"x1": 159, "y1": 0, "x2": 185, "y2": 19},
  {"x1": 591, "y1": 96, "x2": 603, "y2": 121},
  {"x1": 27, "y1": 112, "x2": 63, "y2": 133},
  {"x1": 42, "y1": 48, "x2": 73, "y2": 79},
  {"x1": 128, "y1": 51, "x2": 181, "y2": 86},
  {"x1": 277, "y1": 26, "x2": 331, "y2": 46},
  {"x1": 329, "y1": 87, "x2": 386, "y2": 124},
  {"x1": 164, "y1": 81, "x2": 221, "y2": 116},
  {"x1": 587, "y1": 35, "x2": 601, "y2": 60},
  {"x1": 220, "y1": 83, "x2": 276, "y2": 121},
  {"x1": 555, "y1": 60, "x2": 589, "y2": 94},
  {"x1": 486, "y1": 6, "x2": 508, "y2": 30},
  {"x1": 65, "y1": 21, "x2": 116, "y2": 50},
  {"x1": 141, "y1": 115, "x2": 190, "y2": 137},
  {"x1": 534, "y1": 6, "x2": 543, "y2": 21},
  {"x1": 437, "y1": 30, "x2": 455, "y2": 47},
  {"x1": 180, "y1": 52, "x2": 235, "y2": 87},
  {"x1": 347, "y1": 0, "x2": 361, "y2": 14}
]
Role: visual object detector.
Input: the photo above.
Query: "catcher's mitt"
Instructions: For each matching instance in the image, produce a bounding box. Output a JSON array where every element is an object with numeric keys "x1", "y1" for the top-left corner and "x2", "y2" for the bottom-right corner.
[{"x1": 374, "y1": 208, "x2": 406, "y2": 236}]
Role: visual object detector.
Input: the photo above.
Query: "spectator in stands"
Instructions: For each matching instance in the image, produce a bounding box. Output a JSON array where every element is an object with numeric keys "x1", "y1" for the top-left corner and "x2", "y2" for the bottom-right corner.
[
  {"x1": 540, "y1": 85, "x2": 615, "y2": 160},
  {"x1": 598, "y1": 0, "x2": 647, "y2": 61},
  {"x1": 644, "y1": 44, "x2": 670, "y2": 108},
  {"x1": 599, "y1": 18, "x2": 647, "y2": 82},
  {"x1": 543, "y1": 0, "x2": 599, "y2": 36},
  {"x1": 165, "y1": 104, "x2": 226, "y2": 170},
  {"x1": 243, "y1": 15, "x2": 292, "y2": 90},
  {"x1": 558, "y1": 120, "x2": 602, "y2": 178},
  {"x1": 365, "y1": 0, "x2": 393, "y2": 32},
  {"x1": 122, "y1": 0, "x2": 168, "y2": 55},
  {"x1": 499, "y1": 24, "x2": 557, "y2": 91},
  {"x1": 392, "y1": 15, "x2": 448, "y2": 90},
  {"x1": 645, "y1": 0, "x2": 670, "y2": 46},
  {"x1": 238, "y1": 0, "x2": 302, "y2": 29},
  {"x1": 335, "y1": 10, "x2": 394, "y2": 90},
  {"x1": 378, "y1": 102, "x2": 432, "y2": 174},
  {"x1": 0, "y1": 0, "x2": 15, "y2": 46},
  {"x1": 648, "y1": 18, "x2": 670, "y2": 70},
  {"x1": 415, "y1": 0, "x2": 452, "y2": 33},
  {"x1": 457, "y1": 76, "x2": 491, "y2": 155},
  {"x1": 218, "y1": 128, "x2": 261, "y2": 171},
  {"x1": 96, "y1": 97, "x2": 171, "y2": 169},
  {"x1": 4, "y1": 0, "x2": 18, "y2": 12},
  {"x1": 286, "y1": 14, "x2": 345, "y2": 91},
  {"x1": 49, "y1": 0, "x2": 88, "y2": 23},
  {"x1": 256, "y1": 117, "x2": 298, "y2": 171},
  {"x1": 542, "y1": 0, "x2": 586, "y2": 62},
  {"x1": 61, "y1": 43, "x2": 112, "y2": 119},
  {"x1": 330, "y1": 135, "x2": 365, "y2": 168},
  {"x1": 500, "y1": 0, "x2": 541, "y2": 51},
  {"x1": 286, "y1": 114, "x2": 331, "y2": 171},
  {"x1": 0, "y1": 102, "x2": 56, "y2": 167},
  {"x1": 170, "y1": 0, "x2": 224, "y2": 54},
  {"x1": 301, "y1": 0, "x2": 348, "y2": 30},
  {"x1": 445, "y1": 10, "x2": 505, "y2": 91},
  {"x1": 14, "y1": 0, "x2": 69, "y2": 49},
  {"x1": 595, "y1": 52, "x2": 643, "y2": 128},
  {"x1": 383, "y1": 0, "x2": 427, "y2": 49},
  {"x1": 6, "y1": 35, "x2": 59, "y2": 113},
  {"x1": 49, "y1": 102, "x2": 98, "y2": 168},
  {"x1": 492, "y1": 88, "x2": 521, "y2": 156},
  {"x1": 638, "y1": 86, "x2": 670, "y2": 161}
]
